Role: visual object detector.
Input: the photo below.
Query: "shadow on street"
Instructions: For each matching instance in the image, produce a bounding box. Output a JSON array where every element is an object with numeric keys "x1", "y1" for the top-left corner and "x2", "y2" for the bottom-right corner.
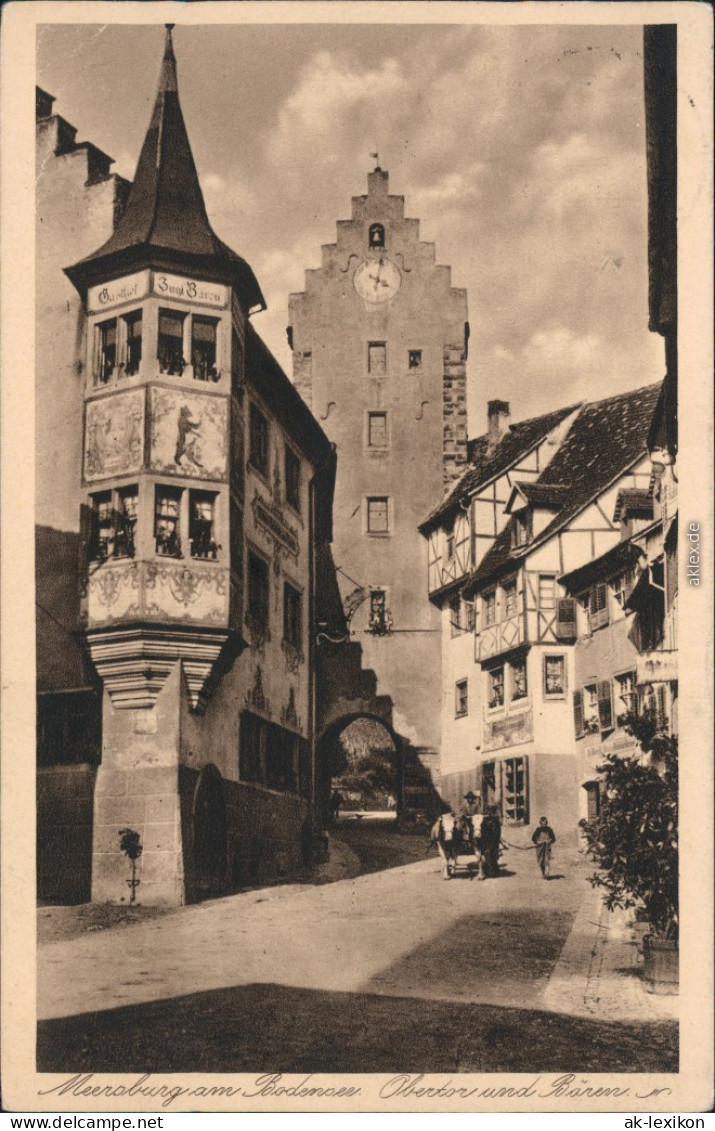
[{"x1": 37, "y1": 980, "x2": 678, "y2": 1075}]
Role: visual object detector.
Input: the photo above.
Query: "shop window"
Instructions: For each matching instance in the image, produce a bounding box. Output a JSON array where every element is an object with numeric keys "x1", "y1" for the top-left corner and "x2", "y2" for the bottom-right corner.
[
  {"x1": 158, "y1": 309, "x2": 186, "y2": 375},
  {"x1": 483, "y1": 591, "x2": 496, "y2": 627},
  {"x1": 367, "y1": 496, "x2": 390, "y2": 534},
  {"x1": 615, "y1": 671, "x2": 636, "y2": 727},
  {"x1": 189, "y1": 491, "x2": 219, "y2": 559},
  {"x1": 408, "y1": 349, "x2": 422, "y2": 370},
  {"x1": 285, "y1": 446, "x2": 301, "y2": 511},
  {"x1": 511, "y1": 656, "x2": 528, "y2": 700},
  {"x1": 369, "y1": 223, "x2": 385, "y2": 249},
  {"x1": 455, "y1": 678, "x2": 469, "y2": 717},
  {"x1": 504, "y1": 756, "x2": 528, "y2": 824},
  {"x1": 239, "y1": 712, "x2": 300, "y2": 794},
  {"x1": 543, "y1": 654, "x2": 566, "y2": 697},
  {"x1": 249, "y1": 403, "x2": 269, "y2": 477},
  {"x1": 368, "y1": 342, "x2": 387, "y2": 376},
  {"x1": 538, "y1": 574, "x2": 556, "y2": 611},
  {"x1": 155, "y1": 486, "x2": 183, "y2": 557},
  {"x1": 89, "y1": 486, "x2": 137, "y2": 561},
  {"x1": 367, "y1": 411, "x2": 388, "y2": 449},
  {"x1": 191, "y1": 316, "x2": 219, "y2": 381},
  {"x1": 123, "y1": 310, "x2": 143, "y2": 376},
  {"x1": 247, "y1": 551, "x2": 270, "y2": 629},
  {"x1": 488, "y1": 666, "x2": 504, "y2": 709},
  {"x1": 95, "y1": 318, "x2": 118, "y2": 383},
  {"x1": 367, "y1": 588, "x2": 392, "y2": 635},
  {"x1": 283, "y1": 582, "x2": 303, "y2": 649},
  {"x1": 503, "y1": 580, "x2": 518, "y2": 618},
  {"x1": 588, "y1": 582, "x2": 610, "y2": 631}
]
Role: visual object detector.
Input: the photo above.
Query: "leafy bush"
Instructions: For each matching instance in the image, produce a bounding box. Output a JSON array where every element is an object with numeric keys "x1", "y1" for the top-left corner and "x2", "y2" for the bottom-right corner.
[{"x1": 582, "y1": 728, "x2": 678, "y2": 940}]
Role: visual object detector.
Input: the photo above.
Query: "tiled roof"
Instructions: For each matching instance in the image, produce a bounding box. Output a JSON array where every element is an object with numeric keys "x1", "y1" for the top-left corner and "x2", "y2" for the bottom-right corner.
[
  {"x1": 613, "y1": 487, "x2": 654, "y2": 523},
  {"x1": 509, "y1": 482, "x2": 571, "y2": 511},
  {"x1": 419, "y1": 402, "x2": 580, "y2": 532},
  {"x1": 65, "y1": 28, "x2": 265, "y2": 314},
  {"x1": 559, "y1": 540, "x2": 645, "y2": 593},
  {"x1": 465, "y1": 381, "x2": 663, "y2": 591}
]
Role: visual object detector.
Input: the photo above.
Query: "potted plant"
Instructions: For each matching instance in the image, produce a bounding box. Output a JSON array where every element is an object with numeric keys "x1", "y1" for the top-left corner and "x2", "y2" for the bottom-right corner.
[{"x1": 582, "y1": 722, "x2": 678, "y2": 995}]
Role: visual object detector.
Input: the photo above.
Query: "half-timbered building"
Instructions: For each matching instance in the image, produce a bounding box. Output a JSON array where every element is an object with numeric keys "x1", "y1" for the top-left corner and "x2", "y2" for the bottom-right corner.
[{"x1": 421, "y1": 384, "x2": 662, "y2": 828}]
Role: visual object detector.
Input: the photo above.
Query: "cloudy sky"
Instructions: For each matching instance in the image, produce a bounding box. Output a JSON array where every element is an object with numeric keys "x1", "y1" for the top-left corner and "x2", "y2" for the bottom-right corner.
[{"x1": 37, "y1": 19, "x2": 664, "y2": 430}]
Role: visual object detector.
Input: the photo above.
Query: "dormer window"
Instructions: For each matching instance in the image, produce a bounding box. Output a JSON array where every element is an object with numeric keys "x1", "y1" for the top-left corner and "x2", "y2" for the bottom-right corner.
[
  {"x1": 512, "y1": 509, "x2": 531, "y2": 548},
  {"x1": 369, "y1": 223, "x2": 385, "y2": 249}
]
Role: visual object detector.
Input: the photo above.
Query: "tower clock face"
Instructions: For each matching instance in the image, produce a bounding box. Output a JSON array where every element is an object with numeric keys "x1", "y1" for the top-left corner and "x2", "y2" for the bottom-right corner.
[{"x1": 353, "y1": 257, "x2": 402, "y2": 304}]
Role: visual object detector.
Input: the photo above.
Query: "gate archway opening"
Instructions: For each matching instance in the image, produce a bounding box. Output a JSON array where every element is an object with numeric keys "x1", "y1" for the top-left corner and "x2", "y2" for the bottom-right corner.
[{"x1": 317, "y1": 713, "x2": 403, "y2": 826}]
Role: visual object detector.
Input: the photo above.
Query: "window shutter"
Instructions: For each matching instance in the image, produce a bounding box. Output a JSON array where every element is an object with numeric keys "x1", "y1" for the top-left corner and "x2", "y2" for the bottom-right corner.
[
  {"x1": 656, "y1": 685, "x2": 668, "y2": 730},
  {"x1": 556, "y1": 597, "x2": 577, "y2": 640},
  {"x1": 597, "y1": 679, "x2": 614, "y2": 731},
  {"x1": 573, "y1": 690, "x2": 585, "y2": 738}
]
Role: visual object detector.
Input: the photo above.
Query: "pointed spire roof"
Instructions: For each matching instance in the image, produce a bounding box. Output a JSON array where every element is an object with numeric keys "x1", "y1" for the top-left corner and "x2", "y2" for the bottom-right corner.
[{"x1": 66, "y1": 26, "x2": 265, "y2": 313}]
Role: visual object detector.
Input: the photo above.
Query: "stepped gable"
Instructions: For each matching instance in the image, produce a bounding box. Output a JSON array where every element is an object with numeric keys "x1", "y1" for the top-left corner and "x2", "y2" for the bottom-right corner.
[
  {"x1": 419, "y1": 403, "x2": 580, "y2": 533},
  {"x1": 65, "y1": 26, "x2": 264, "y2": 315},
  {"x1": 469, "y1": 381, "x2": 663, "y2": 588}
]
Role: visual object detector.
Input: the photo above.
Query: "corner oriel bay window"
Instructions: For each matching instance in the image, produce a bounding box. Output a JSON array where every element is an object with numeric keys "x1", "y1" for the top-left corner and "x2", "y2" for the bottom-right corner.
[
  {"x1": 88, "y1": 485, "x2": 138, "y2": 560},
  {"x1": 191, "y1": 316, "x2": 219, "y2": 381},
  {"x1": 155, "y1": 486, "x2": 183, "y2": 557},
  {"x1": 123, "y1": 310, "x2": 143, "y2": 376},
  {"x1": 189, "y1": 491, "x2": 219, "y2": 559},
  {"x1": 158, "y1": 309, "x2": 186, "y2": 376},
  {"x1": 94, "y1": 318, "x2": 118, "y2": 383}
]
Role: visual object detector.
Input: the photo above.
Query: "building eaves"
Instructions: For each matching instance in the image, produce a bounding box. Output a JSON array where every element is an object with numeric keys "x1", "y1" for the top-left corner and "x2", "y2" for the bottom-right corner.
[
  {"x1": 463, "y1": 381, "x2": 662, "y2": 594},
  {"x1": 560, "y1": 540, "x2": 645, "y2": 594},
  {"x1": 419, "y1": 402, "x2": 581, "y2": 534}
]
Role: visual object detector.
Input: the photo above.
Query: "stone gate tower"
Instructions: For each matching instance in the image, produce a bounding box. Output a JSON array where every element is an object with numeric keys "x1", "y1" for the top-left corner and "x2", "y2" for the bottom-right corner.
[{"x1": 289, "y1": 168, "x2": 468, "y2": 759}]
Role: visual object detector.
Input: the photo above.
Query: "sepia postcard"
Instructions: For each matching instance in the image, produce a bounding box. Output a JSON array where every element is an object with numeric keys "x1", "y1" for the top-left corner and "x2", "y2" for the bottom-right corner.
[{"x1": 1, "y1": 0, "x2": 712, "y2": 1115}]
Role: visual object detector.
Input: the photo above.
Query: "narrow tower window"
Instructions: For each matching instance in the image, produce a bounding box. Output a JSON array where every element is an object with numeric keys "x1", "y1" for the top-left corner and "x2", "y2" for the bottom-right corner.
[
  {"x1": 368, "y1": 342, "x2": 386, "y2": 375},
  {"x1": 368, "y1": 223, "x2": 385, "y2": 249}
]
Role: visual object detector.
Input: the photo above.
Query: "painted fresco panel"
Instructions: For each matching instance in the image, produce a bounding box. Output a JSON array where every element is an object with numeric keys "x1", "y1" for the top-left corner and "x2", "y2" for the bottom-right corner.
[
  {"x1": 145, "y1": 562, "x2": 228, "y2": 624},
  {"x1": 84, "y1": 390, "x2": 144, "y2": 482},
  {"x1": 149, "y1": 387, "x2": 228, "y2": 480},
  {"x1": 483, "y1": 708, "x2": 533, "y2": 752},
  {"x1": 86, "y1": 561, "x2": 142, "y2": 626}
]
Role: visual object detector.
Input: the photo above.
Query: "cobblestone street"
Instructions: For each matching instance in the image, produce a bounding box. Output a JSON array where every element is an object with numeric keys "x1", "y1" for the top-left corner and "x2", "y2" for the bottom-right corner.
[{"x1": 37, "y1": 823, "x2": 677, "y2": 1074}]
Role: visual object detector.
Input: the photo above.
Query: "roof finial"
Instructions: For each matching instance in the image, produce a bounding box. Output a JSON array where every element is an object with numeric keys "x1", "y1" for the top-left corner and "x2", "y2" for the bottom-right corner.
[
  {"x1": 159, "y1": 23, "x2": 178, "y2": 93},
  {"x1": 370, "y1": 150, "x2": 381, "y2": 172}
]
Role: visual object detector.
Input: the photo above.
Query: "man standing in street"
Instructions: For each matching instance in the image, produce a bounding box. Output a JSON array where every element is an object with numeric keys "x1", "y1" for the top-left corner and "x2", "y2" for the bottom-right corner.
[{"x1": 480, "y1": 805, "x2": 502, "y2": 877}]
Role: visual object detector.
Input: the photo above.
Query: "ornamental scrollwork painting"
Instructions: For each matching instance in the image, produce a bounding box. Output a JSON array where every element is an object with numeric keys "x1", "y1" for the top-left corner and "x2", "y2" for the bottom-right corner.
[
  {"x1": 84, "y1": 391, "x2": 144, "y2": 481},
  {"x1": 281, "y1": 686, "x2": 300, "y2": 731},
  {"x1": 246, "y1": 665, "x2": 270, "y2": 715}
]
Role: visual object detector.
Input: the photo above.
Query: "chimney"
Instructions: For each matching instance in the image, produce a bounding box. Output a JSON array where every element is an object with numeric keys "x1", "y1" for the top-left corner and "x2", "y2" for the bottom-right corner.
[{"x1": 487, "y1": 399, "x2": 510, "y2": 451}]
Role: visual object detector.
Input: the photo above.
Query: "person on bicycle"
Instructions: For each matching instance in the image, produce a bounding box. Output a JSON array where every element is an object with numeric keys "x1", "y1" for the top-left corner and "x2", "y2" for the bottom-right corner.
[{"x1": 532, "y1": 816, "x2": 556, "y2": 879}]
